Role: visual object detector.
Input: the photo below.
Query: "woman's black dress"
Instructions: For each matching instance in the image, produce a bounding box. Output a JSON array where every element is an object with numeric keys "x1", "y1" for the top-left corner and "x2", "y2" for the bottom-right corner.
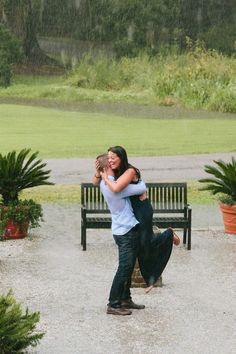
[{"x1": 130, "y1": 195, "x2": 173, "y2": 286}]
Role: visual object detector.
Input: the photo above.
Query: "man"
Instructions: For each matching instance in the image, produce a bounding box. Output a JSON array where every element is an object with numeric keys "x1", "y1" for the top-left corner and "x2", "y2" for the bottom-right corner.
[{"x1": 93, "y1": 154, "x2": 146, "y2": 316}]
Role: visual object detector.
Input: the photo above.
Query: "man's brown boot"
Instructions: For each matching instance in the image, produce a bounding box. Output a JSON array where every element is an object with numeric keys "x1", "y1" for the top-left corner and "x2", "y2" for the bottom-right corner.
[
  {"x1": 107, "y1": 306, "x2": 132, "y2": 316},
  {"x1": 121, "y1": 299, "x2": 145, "y2": 310}
]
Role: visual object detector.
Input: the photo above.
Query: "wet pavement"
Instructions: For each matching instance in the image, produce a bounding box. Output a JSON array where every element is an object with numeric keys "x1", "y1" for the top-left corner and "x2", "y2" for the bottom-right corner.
[
  {"x1": 1, "y1": 153, "x2": 236, "y2": 354},
  {"x1": 46, "y1": 152, "x2": 236, "y2": 185}
]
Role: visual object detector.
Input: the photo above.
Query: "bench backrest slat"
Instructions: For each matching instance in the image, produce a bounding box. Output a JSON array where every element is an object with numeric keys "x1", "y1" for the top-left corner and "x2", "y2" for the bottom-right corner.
[
  {"x1": 81, "y1": 183, "x2": 110, "y2": 212},
  {"x1": 81, "y1": 182, "x2": 188, "y2": 214},
  {"x1": 146, "y1": 183, "x2": 187, "y2": 212}
]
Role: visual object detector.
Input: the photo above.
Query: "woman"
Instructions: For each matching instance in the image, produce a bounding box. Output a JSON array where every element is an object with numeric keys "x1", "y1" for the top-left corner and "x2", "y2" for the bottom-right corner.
[{"x1": 98, "y1": 146, "x2": 180, "y2": 293}]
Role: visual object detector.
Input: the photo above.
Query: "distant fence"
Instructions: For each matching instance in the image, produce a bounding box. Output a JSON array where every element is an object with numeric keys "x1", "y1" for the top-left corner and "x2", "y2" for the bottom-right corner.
[{"x1": 38, "y1": 37, "x2": 113, "y2": 67}]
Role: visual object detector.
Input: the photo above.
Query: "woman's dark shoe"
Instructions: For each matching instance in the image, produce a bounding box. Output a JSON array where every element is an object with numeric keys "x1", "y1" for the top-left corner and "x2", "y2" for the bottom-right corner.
[
  {"x1": 121, "y1": 299, "x2": 145, "y2": 309},
  {"x1": 107, "y1": 306, "x2": 132, "y2": 315}
]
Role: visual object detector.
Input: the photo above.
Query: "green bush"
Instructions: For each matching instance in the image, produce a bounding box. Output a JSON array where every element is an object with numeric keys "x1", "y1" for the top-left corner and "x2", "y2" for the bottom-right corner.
[
  {"x1": 199, "y1": 157, "x2": 236, "y2": 204},
  {"x1": 0, "y1": 290, "x2": 44, "y2": 354},
  {"x1": 67, "y1": 54, "x2": 119, "y2": 90},
  {"x1": 207, "y1": 87, "x2": 236, "y2": 113},
  {"x1": 0, "y1": 148, "x2": 53, "y2": 204},
  {"x1": 202, "y1": 24, "x2": 236, "y2": 55},
  {"x1": 67, "y1": 46, "x2": 236, "y2": 112},
  {"x1": 0, "y1": 54, "x2": 11, "y2": 87},
  {"x1": 113, "y1": 39, "x2": 140, "y2": 59},
  {"x1": 67, "y1": 53, "x2": 156, "y2": 91},
  {"x1": 0, "y1": 24, "x2": 22, "y2": 87}
]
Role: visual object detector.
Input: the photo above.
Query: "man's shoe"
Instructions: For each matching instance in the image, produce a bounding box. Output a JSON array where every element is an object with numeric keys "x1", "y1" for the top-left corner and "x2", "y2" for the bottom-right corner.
[
  {"x1": 107, "y1": 306, "x2": 132, "y2": 316},
  {"x1": 121, "y1": 299, "x2": 145, "y2": 310}
]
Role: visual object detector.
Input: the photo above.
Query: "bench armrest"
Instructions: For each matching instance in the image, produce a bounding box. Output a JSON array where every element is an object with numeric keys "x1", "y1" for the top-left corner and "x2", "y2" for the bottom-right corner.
[
  {"x1": 184, "y1": 204, "x2": 192, "y2": 220},
  {"x1": 81, "y1": 205, "x2": 87, "y2": 220}
]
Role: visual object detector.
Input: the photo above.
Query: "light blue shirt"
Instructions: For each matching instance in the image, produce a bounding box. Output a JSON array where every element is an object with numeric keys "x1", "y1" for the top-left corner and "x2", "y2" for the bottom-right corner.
[{"x1": 100, "y1": 177, "x2": 146, "y2": 235}]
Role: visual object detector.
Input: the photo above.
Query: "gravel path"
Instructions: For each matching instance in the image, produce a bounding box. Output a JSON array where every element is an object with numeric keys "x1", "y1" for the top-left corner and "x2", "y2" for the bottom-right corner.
[
  {"x1": 0, "y1": 205, "x2": 235, "y2": 354},
  {"x1": 1, "y1": 153, "x2": 236, "y2": 354}
]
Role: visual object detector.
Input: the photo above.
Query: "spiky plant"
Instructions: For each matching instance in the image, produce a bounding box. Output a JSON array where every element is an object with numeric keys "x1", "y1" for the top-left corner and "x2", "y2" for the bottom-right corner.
[
  {"x1": 0, "y1": 149, "x2": 54, "y2": 204},
  {"x1": 199, "y1": 157, "x2": 236, "y2": 204},
  {"x1": 0, "y1": 290, "x2": 44, "y2": 354}
]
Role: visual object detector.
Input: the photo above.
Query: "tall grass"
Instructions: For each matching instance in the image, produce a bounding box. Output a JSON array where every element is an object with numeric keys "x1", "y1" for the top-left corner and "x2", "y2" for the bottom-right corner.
[
  {"x1": 67, "y1": 49, "x2": 236, "y2": 113},
  {"x1": 0, "y1": 49, "x2": 235, "y2": 113}
]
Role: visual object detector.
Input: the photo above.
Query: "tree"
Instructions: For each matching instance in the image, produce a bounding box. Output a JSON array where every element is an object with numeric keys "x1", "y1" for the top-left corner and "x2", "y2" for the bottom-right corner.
[{"x1": 0, "y1": 0, "x2": 52, "y2": 63}]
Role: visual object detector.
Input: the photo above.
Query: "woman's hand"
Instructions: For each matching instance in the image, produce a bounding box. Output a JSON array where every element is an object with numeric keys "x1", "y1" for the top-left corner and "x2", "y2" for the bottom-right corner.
[{"x1": 139, "y1": 192, "x2": 147, "y2": 201}]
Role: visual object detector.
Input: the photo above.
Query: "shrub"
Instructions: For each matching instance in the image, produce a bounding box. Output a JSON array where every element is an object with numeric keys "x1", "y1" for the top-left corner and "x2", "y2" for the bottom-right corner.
[
  {"x1": 0, "y1": 199, "x2": 43, "y2": 231},
  {"x1": 0, "y1": 55, "x2": 11, "y2": 87},
  {"x1": 199, "y1": 157, "x2": 236, "y2": 204},
  {"x1": 0, "y1": 24, "x2": 22, "y2": 87},
  {"x1": 207, "y1": 87, "x2": 236, "y2": 113},
  {"x1": 0, "y1": 290, "x2": 44, "y2": 354},
  {"x1": 66, "y1": 46, "x2": 236, "y2": 113},
  {"x1": 0, "y1": 149, "x2": 53, "y2": 204},
  {"x1": 202, "y1": 24, "x2": 236, "y2": 55}
]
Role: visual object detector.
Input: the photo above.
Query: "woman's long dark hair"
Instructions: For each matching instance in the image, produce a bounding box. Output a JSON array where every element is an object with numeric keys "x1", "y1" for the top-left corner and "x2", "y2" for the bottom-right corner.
[{"x1": 108, "y1": 146, "x2": 140, "y2": 180}]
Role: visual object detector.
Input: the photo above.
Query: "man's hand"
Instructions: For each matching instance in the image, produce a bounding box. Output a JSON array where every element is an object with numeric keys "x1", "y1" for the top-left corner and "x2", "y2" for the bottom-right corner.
[
  {"x1": 95, "y1": 159, "x2": 100, "y2": 175},
  {"x1": 100, "y1": 168, "x2": 108, "y2": 182}
]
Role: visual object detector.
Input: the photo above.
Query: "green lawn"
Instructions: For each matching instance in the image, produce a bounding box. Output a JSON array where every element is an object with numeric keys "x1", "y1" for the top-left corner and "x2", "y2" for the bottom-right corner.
[
  {"x1": 1, "y1": 102, "x2": 233, "y2": 204},
  {"x1": 21, "y1": 181, "x2": 217, "y2": 205},
  {"x1": 0, "y1": 103, "x2": 236, "y2": 158}
]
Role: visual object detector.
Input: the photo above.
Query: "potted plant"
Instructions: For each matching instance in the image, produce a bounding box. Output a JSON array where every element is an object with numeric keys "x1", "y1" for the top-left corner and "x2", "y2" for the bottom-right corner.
[
  {"x1": 0, "y1": 149, "x2": 54, "y2": 239},
  {"x1": 199, "y1": 157, "x2": 236, "y2": 234}
]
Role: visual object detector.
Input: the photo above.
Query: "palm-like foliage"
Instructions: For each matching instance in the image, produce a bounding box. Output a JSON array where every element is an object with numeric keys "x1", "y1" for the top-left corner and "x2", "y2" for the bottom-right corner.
[
  {"x1": 199, "y1": 157, "x2": 236, "y2": 203},
  {"x1": 0, "y1": 149, "x2": 54, "y2": 204},
  {"x1": 0, "y1": 290, "x2": 44, "y2": 353}
]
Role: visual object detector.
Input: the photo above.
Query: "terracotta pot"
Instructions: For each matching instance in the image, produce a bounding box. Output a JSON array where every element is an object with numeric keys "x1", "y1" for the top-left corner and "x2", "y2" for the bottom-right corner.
[
  {"x1": 4, "y1": 220, "x2": 29, "y2": 239},
  {"x1": 219, "y1": 203, "x2": 236, "y2": 234}
]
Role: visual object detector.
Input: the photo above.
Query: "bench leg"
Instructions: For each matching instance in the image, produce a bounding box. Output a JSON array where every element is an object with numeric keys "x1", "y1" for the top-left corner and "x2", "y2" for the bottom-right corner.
[
  {"x1": 81, "y1": 225, "x2": 87, "y2": 251},
  {"x1": 81, "y1": 224, "x2": 83, "y2": 245},
  {"x1": 183, "y1": 228, "x2": 187, "y2": 245},
  {"x1": 187, "y1": 227, "x2": 191, "y2": 250},
  {"x1": 187, "y1": 210, "x2": 192, "y2": 250}
]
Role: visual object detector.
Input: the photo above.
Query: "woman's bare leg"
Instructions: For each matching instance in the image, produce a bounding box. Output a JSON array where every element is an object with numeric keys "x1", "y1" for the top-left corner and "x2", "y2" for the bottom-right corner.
[
  {"x1": 169, "y1": 227, "x2": 180, "y2": 245},
  {"x1": 144, "y1": 285, "x2": 154, "y2": 294}
]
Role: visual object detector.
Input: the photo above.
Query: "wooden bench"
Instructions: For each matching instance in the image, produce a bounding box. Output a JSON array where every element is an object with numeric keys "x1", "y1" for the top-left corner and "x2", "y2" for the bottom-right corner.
[{"x1": 81, "y1": 182, "x2": 192, "y2": 251}]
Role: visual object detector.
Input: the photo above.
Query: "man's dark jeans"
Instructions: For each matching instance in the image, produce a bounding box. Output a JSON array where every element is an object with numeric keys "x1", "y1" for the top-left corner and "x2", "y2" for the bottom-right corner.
[{"x1": 108, "y1": 225, "x2": 139, "y2": 308}]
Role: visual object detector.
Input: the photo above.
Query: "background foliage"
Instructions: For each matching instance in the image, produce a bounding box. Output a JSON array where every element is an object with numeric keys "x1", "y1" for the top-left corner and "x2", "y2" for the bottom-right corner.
[
  {"x1": 39, "y1": 0, "x2": 236, "y2": 55},
  {"x1": 67, "y1": 46, "x2": 236, "y2": 112},
  {"x1": 0, "y1": 24, "x2": 21, "y2": 86},
  {"x1": 0, "y1": 0, "x2": 236, "y2": 58}
]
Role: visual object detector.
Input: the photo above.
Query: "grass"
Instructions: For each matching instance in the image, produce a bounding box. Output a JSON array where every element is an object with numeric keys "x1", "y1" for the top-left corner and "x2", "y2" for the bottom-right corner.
[
  {"x1": 22, "y1": 185, "x2": 81, "y2": 204},
  {"x1": 0, "y1": 103, "x2": 236, "y2": 158},
  {"x1": 66, "y1": 51, "x2": 236, "y2": 113},
  {"x1": 21, "y1": 181, "x2": 217, "y2": 205},
  {"x1": 1, "y1": 48, "x2": 235, "y2": 113}
]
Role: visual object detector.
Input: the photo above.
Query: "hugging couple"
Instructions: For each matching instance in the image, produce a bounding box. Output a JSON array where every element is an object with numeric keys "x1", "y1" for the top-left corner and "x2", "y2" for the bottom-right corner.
[{"x1": 92, "y1": 146, "x2": 180, "y2": 316}]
